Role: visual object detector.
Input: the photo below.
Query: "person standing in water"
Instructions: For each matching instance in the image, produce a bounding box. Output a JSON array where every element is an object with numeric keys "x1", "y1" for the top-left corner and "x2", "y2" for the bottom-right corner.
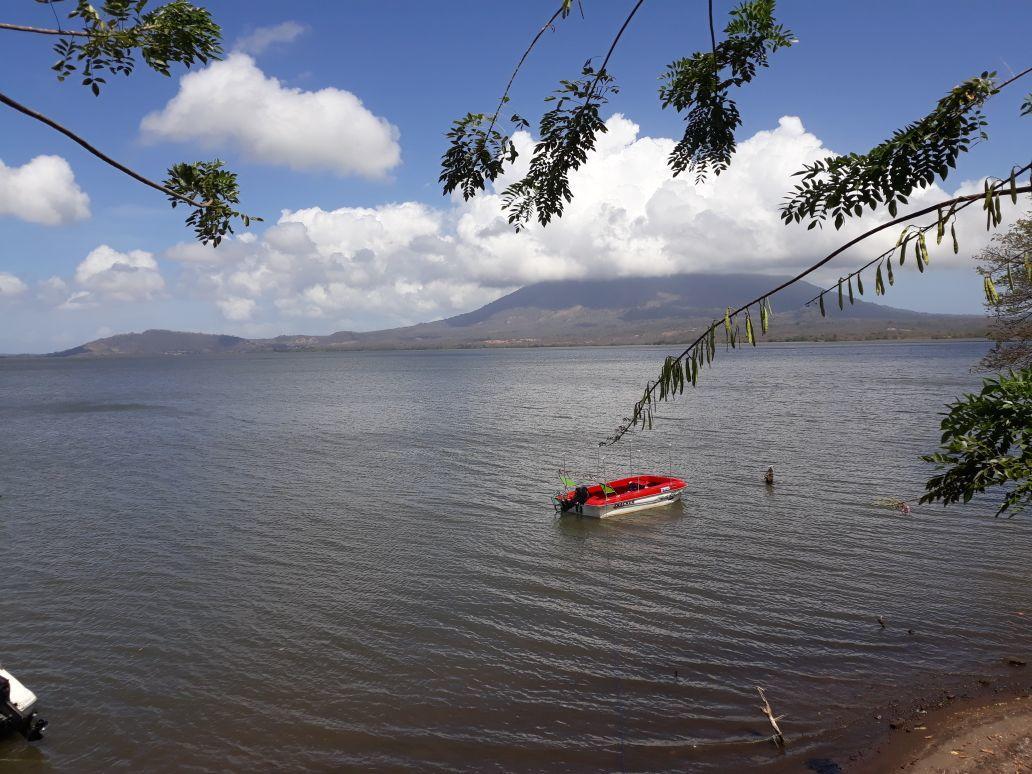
[{"x1": 764, "y1": 466, "x2": 775, "y2": 486}]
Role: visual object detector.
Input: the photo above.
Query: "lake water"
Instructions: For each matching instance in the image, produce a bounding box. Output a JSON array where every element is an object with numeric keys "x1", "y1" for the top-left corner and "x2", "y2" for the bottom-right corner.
[{"x1": 2, "y1": 341, "x2": 1031, "y2": 771}]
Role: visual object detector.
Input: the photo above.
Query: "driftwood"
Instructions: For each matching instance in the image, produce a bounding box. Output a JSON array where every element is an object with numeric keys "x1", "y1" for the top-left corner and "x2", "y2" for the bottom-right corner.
[{"x1": 756, "y1": 687, "x2": 785, "y2": 748}]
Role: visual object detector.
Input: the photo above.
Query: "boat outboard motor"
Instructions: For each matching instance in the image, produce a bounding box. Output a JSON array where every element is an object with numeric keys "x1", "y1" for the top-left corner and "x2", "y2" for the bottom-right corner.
[{"x1": 0, "y1": 668, "x2": 47, "y2": 742}]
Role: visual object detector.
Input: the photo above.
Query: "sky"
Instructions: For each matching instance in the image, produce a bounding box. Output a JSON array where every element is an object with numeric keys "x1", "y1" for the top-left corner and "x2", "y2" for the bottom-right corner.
[{"x1": 0, "y1": 0, "x2": 1029, "y2": 353}]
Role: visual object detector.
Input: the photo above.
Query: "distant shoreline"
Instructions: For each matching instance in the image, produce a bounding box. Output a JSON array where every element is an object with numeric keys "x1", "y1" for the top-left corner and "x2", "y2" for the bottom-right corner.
[{"x1": 0, "y1": 335, "x2": 991, "y2": 360}]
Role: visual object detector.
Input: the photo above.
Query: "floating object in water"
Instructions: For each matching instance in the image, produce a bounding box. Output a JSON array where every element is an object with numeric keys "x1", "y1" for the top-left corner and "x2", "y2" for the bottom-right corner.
[
  {"x1": 554, "y1": 475, "x2": 686, "y2": 519},
  {"x1": 0, "y1": 666, "x2": 47, "y2": 741},
  {"x1": 873, "y1": 497, "x2": 913, "y2": 514},
  {"x1": 764, "y1": 466, "x2": 774, "y2": 485}
]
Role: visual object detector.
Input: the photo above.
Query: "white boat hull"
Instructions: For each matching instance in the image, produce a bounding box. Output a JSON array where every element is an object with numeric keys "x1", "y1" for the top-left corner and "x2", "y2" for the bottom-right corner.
[{"x1": 567, "y1": 488, "x2": 683, "y2": 519}]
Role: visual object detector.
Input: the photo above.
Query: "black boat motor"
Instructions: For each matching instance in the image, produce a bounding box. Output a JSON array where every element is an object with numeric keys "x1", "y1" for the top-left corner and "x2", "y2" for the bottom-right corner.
[{"x1": 0, "y1": 668, "x2": 47, "y2": 742}]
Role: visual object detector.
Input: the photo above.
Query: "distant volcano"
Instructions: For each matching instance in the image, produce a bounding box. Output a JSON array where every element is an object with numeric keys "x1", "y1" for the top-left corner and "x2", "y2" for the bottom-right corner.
[{"x1": 48, "y1": 273, "x2": 986, "y2": 356}]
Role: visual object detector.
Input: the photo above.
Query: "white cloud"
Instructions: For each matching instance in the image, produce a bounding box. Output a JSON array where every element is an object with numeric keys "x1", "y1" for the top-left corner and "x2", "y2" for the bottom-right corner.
[
  {"x1": 168, "y1": 113, "x2": 1015, "y2": 327},
  {"x1": 0, "y1": 272, "x2": 28, "y2": 297},
  {"x1": 217, "y1": 296, "x2": 257, "y2": 321},
  {"x1": 0, "y1": 155, "x2": 90, "y2": 225},
  {"x1": 36, "y1": 276, "x2": 68, "y2": 304},
  {"x1": 235, "y1": 21, "x2": 306, "y2": 54},
  {"x1": 140, "y1": 54, "x2": 401, "y2": 178},
  {"x1": 61, "y1": 245, "x2": 165, "y2": 308}
]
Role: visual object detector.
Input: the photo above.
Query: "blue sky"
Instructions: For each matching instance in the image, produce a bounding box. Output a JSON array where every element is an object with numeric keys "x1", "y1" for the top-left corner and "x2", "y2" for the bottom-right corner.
[{"x1": 0, "y1": 0, "x2": 1029, "y2": 352}]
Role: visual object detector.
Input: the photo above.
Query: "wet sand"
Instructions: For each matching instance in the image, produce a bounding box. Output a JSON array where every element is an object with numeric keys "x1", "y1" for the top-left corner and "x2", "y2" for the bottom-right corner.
[{"x1": 850, "y1": 677, "x2": 1032, "y2": 772}]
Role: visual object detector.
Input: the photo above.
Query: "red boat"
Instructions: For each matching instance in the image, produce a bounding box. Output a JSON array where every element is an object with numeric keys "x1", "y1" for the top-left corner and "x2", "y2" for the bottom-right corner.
[{"x1": 555, "y1": 475, "x2": 686, "y2": 519}]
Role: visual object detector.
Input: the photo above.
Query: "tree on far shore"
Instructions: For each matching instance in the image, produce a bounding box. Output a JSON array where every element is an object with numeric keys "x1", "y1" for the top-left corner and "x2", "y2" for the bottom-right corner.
[{"x1": 979, "y1": 214, "x2": 1032, "y2": 371}]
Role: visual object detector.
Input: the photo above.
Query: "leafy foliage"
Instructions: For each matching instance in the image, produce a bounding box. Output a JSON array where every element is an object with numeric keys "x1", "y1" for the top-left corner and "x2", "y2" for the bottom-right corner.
[
  {"x1": 781, "y1": 74, "x2": 996, "y2": 229},
  {"x1": 438, "y1": 1, "x2": 575, "y2": 202},
  {"x1": 3, "y1": 1, "x2": 257, "y2": 244},
  {"x1": 920, "y1": 368, "x2": 1032, "y2": 516},
  {"x1": 439, "y1": 111, "x2": 526, "y2": 200},
  {"x1": 164, "y1": 161, "x2": 260, "y2": 246},
  {"x1": 659, "y1": 0, "x2": 794, "y2": 182},
  {"x1": 501, "y1": 62, "x2": 617, "y2": 230},
  {"x1": 978, "y1": 213, "x2": 1032, "y2": 370},
  {"x1": 47, "y1": 0, "x2": 222, "y2": 94}
]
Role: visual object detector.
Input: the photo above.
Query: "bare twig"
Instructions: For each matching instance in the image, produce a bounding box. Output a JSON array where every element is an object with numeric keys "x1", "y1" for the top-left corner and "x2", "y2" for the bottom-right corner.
[
  {"x1": 0, "y1": 21, "x2": 89, "y2": 36},
  {"x1": 484, "y1": 3, "x2": 571, "y2": 140},
  {"x1": 997, "y1": 65, "x2": 1032, "y2": 91},
  {"x1": 707, "y1": 0, "x2": 718, "y2": 65},
  {"x1": 757, "y1": 687, "x2": 785, "y2": 748},
  {"x1": 592, "y1": 0, "x2": 647, "y2": 91},
  {"x1": 0, "y1": 88, "x2": 204, "y2": 209}
]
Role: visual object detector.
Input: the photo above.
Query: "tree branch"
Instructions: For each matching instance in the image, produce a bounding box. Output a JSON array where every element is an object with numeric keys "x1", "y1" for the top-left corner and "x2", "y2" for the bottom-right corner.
[
  {"x1": 593, "y1": 0, "x2": 647, "y2": 90},
  {"x1": 484, "y1": 3, "x2": 571, "y2": 140},
  {"x1": 707, "y1": 0, "x2": 718, "y2": 65},
  {"x1": 602, "y1": 180, "x2": 1032, "y2": 445},
  {"x1": 0, "y1": 21, "x2": 88, "y2": 36},
  {"x1": 998, "y1": 65, "x2": 1032, "y2": 91},
  {"x1": 802, "y1": 162, "x2": 1032, "y2": 306},
  {"x1": 0, "y1": 88, "x2": 204, "y2": 209}
]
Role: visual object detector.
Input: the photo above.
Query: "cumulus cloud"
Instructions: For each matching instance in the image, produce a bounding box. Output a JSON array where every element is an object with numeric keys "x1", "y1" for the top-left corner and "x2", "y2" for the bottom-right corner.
[
  {"x1": 235, "y1": 21, "x2": 306, "y2": 54},
  {"x1": 167, "y1": 113, "x2": 1012, "y2": 327},
  {"x1": 140, "y1": 54, "x2": 401, "y2": 177},
  {"x1": 0, "y1": 155, "x2": 90, "y2": 225},
  {"x1": 59, "y1": 245, "x2": 165, "y2": 308},
  {"x1": 0, "y1": 272, "x2": 28, "y2": 297},
  {"x1": 217, "y1": 296, "x2": 257, "y2": 321}
]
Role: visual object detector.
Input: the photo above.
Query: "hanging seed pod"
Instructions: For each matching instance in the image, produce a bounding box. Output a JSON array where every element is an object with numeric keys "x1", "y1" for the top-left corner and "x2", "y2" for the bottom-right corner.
[
  {"x1": 838, "y1": 279, "x2": 844, "y2": 310},
  {"x1": 983, "y1": 275, "x2": 1000, "y2": 305},
  {"x1": 856, "y1": 272, "x2": 864, "y2": 296},
  {"x1": 875, "y1": 263, "x2": 885, "y2": 295},
  {"x1": 819, "y1": 292, "x2": 826, "y2": 317},
  {"x1": 760, "y1": 298, "x2": 769, "y2": 334},
  {"x1": 746, "y1": 314, "x2": 756, "y2": 346},
  {"x1": 919, "y1": 232, "x2": 930, "y2": 266},
  {"x1": 886, "y1": 258, "x2": 895, "y2": 286},
  {"x1": 951, "y1": 221, "x2": 958, "y2": 254},
  {"x1": 847, "y1": 277, "x2": 854, "y2": 304},
  {"x1": 936, "y1": 208, "x2": 945, "y2": 245}
]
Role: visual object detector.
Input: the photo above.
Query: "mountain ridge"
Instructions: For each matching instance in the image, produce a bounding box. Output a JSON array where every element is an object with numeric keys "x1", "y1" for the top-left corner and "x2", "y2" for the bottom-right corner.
[{"x1": 44, "y1": 273, "x2": 987, "y2": 357}]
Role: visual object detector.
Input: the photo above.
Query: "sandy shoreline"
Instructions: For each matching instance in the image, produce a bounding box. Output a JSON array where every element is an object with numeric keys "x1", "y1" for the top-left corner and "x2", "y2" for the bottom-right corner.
[{"x1": 848, "y1": 677, "x2": 1032, "y2": 772}]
